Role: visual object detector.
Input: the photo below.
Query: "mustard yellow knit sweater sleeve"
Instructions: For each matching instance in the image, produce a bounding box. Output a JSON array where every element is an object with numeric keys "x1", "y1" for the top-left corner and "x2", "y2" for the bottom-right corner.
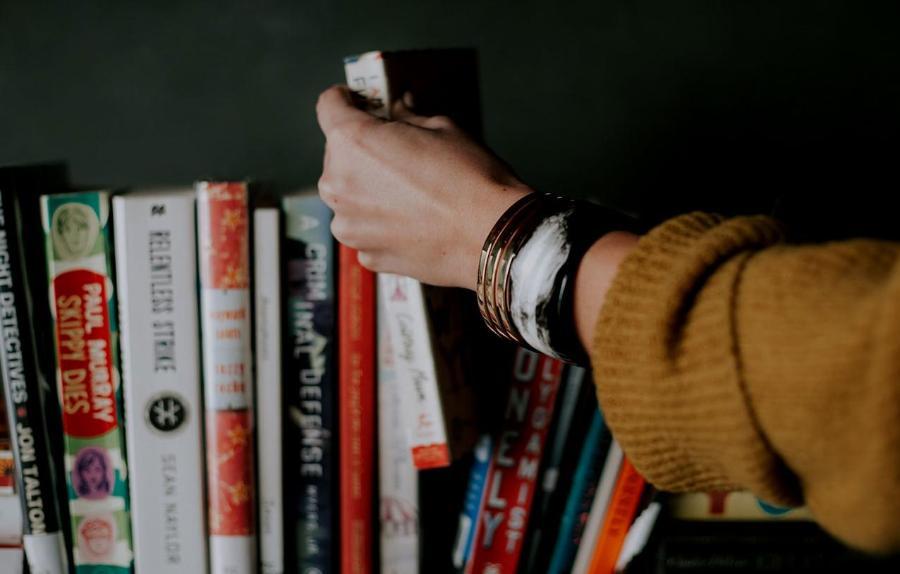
[{"x1": 591, "y1": 212, "x2": 900, "y2": 553}]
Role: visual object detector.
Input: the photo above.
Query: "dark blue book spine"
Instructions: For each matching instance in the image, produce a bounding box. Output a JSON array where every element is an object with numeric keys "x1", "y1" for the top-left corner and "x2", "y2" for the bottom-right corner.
[
  {"x1": 451, "y1": 434, "x2": 492, "y2": 570},
  {"x1": 282, "y1": 194, "x2": 337, "y2": 574},
  {"x1": 546, "y1": 408, "x2": 610, "y2": 574}
]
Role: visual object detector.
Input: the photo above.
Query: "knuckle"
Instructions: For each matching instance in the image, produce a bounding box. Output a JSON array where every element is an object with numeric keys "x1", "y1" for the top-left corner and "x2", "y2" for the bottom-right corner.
[
  {"x1": 317, "y1": 176, "x2": 337, "y2": 205},
  {"x1": 330, "y1": 217, "x2": 355, "y2": 245},
  {"x1": 427, "y1": 114, "x2": 454, "y2": 130},
  {"x1": 356, "y1": 251, "x2": 379, "y2": 271},
  {"x1": 331, "y1": 121, "x2": 364, "y2": 145}
]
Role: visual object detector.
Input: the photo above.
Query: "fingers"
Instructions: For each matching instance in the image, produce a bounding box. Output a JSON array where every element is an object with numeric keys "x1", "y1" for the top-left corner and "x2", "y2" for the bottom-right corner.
[
  {"x1": 390, "y1": 95, "x2": 418, "y2": 121},
  {"x1": 316, "y1": 84, "x2": 378, "y2": 136},
  {"x1": 391, "y1": 92, "x2": 457, "y2": 131}
]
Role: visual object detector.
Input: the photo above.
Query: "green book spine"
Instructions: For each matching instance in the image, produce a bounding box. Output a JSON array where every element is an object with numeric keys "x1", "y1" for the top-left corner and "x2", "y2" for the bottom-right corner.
[{"x1": 41, "y1": 191, "x2": 133, "y2": 573}]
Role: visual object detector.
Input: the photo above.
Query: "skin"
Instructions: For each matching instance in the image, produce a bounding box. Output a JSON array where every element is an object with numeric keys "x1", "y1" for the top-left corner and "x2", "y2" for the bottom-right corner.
[{"x1": 316, "y1": 85, "x2": 638, "y2": 354}]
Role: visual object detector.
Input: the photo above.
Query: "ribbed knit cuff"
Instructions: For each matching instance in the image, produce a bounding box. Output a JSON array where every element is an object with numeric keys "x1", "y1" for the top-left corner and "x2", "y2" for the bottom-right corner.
[{"x1": 591, "y1": 212, "x2": 802, "y2": 506}]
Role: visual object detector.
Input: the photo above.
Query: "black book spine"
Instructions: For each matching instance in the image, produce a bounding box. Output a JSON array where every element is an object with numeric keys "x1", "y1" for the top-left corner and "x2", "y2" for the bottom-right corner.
[{"x1": 0, "y1": 177, "x2": 69, "y2": 574}]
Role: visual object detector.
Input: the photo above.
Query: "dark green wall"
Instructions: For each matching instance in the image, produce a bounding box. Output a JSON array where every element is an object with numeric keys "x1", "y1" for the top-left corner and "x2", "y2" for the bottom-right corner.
[{"x1": 2, "y1": 1, "x2": 899, "y2": 235}]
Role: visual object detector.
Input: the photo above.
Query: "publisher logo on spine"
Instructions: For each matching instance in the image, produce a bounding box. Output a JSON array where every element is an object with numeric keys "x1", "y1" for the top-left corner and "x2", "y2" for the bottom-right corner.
[{"x1": 145, "y1": 393, "x2": 189, "y2": 434}]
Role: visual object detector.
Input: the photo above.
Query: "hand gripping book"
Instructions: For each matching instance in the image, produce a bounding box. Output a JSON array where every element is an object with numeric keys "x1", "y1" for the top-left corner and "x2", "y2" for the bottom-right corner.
[
  {"x1": 196, "y1": 181, "x2": 256, "y2": 574},
  {"x1": 0, "y1": 167, "x2": 69, "y2": 574},
  {"x1": 344, "y1": 49, "x2": 482, "y2": 469},
  {"x1": 113, "y1": 190, "x2": 207, "y2": 574},
  {"x1": 283, "y1": 192, "x2": 338, "y2": 573},
  {"x1": 465, "y1": 349, "x2": 565, "y2": 574},
  {"x1": 41, "y1": 190, "x2": 134, "y2": 573}
]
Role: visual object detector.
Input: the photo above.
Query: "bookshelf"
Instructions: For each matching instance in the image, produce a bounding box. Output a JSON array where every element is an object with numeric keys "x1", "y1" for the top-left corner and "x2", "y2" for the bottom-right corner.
[{"x1": 3, "y1": 2, "x2": 900, "y2": 573}]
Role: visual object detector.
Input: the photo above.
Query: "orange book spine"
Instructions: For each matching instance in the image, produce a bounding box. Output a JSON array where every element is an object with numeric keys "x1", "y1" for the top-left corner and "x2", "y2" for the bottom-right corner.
[{"x1": 587, "y1": 458, "x2": 646, "y2": 574}]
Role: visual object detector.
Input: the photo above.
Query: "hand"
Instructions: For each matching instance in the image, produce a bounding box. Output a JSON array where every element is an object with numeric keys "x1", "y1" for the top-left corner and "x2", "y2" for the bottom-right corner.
[{"x1": 315, "y1": 85, "x2": 532, "y2": 289}]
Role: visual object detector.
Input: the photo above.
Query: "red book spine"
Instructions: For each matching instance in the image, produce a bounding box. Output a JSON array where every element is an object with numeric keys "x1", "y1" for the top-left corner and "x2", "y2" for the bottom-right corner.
[
  {"x1": 197, "y1": 181, "x2": 256, "y2": 574},
  {"x1": 587, "y1": 458, "x2": 646, "y2": 574},
  {"x1": 466, "y1": 350, "x2": 565, "y2": 574},
  {"x1": 339, "y1": 245, "x2": 376, "y2": 574}
]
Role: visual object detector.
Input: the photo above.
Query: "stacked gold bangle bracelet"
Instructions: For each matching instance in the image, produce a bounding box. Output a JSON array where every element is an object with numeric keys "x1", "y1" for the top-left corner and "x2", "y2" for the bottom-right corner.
[{"x1": 476, "y1": 193, "x2": 544, "y2": 344}]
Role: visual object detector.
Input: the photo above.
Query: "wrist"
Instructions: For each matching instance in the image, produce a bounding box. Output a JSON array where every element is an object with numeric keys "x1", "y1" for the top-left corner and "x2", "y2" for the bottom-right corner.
[
  {"x1": 459, "y1": 181, "x2": 533, "y2": 291},
  {"x1": 573, "y1": 231, "x2": 639, "y2": 356}
]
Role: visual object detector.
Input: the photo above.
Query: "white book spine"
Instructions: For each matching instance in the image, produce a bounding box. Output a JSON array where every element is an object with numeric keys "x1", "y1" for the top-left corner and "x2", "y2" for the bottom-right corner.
[
  {"x1": 254, "y1": 208, "x2": 283, "y2": 574},
  {"x1": 0, "y1": 494, "x2": 23, "y2": 544},
  {"x1": 113, "y1": 192, "x2": 208, "y2": 574},
  {"x1": 0, "y1": 546, "x2": 24, "y2": 574},
  {"x1": 348, "y1": 53, "x2": 453, "y2": 469},
  {"x1": 571, "y1": 441, "x2": 624, "y2": 574},
  {"x1": 377, "y1": 291, "x2": 419, "y2": 574},
  {"x1": 378, "y1": 273, "x2": 451, "y2": 469},
  {"x1": 22, "y1": 533, "x2": 68, "y2": 574}
]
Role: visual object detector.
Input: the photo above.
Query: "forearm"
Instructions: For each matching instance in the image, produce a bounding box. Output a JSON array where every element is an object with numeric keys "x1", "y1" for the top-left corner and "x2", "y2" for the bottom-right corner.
[{"x1": 591, "y1": 212, "x2": 900, "y2": 553}]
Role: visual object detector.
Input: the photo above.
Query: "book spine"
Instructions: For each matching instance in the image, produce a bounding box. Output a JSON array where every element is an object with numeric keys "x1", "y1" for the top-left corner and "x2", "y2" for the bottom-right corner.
[
  {"x1": 196, "y1": 182, "x2": 255, "y2": 574},
  {"x1": 338, "y1": 53, "x2": 382, "y2": 574},
  {"x1": 283, "y1": 194, "x2": 337, "y2": 573},
  {"x1": 113, "y1": 192, "x2": 207, "y2": 574},
  {"x1": 452, "y1": 434, "x2": 492, "y2": 570},
  {"x1": 0, "y1": 400, "x2": 22, "y2": 545},
  {"x1": 378, "y1": 274, "x2": 451, "y2": 468},
  {"x1": 377, "y1": 290, "x2": 419, "y2": 574},
  {"x1": 466, "y1": 350, "x2": 565, "y2": 574},
  {"x1": 0, "y1": 545, "x2": 24, "y2": 574},
  {"x1": 338, "y1": 243, "x2": 376, "y2": 574},
  {"x1": 345, "y1": 52, "x2": 454, "y2": 470},
  {"x1": 586, "y1": 458, "x2": 646, "y2": 574},
  {"x1": 254, "y1": 207, "x2": 283, "y2": 574},
  {"x1": 0, "y1": 189, "x2": 69, "y2": 574},
  {"x1": 571, "y1": 442, "x2": 624, "y2": 574},
  {"x1": 40, "y1": 190, "x2": 134, "y2": 573},
  {"x1": 546, "y1": 409, "x2": 608, "y2": 574},
  {"x1": 667, "y1": 491, "x2": 812, "y2": 521},
  {"x1": 614, "y1": 499, "x2": 661, "y2": 572},
  {"x1": 521, "y1": 366, "x2": 591, "y2": 573}
]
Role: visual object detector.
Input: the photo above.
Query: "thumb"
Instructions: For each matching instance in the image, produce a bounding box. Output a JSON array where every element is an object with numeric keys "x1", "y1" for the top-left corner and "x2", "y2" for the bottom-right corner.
[{"x1": 316, "y1": 84, "x2": 379, "y2": 136}]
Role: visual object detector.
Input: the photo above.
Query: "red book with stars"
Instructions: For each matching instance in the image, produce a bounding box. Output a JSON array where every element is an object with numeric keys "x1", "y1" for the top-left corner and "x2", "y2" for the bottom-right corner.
[
  {"x1": 197, "y1": 181, "x2": 256, "y2": 574},
  {"x1": 338, "y1": 244, "x2": 376, "y2": 574}
]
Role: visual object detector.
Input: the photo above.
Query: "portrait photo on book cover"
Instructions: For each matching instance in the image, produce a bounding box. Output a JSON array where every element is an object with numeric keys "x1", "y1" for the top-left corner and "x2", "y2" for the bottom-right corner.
[{"x1": 51, "y1": 202, "x2": 100, "y2": 260}]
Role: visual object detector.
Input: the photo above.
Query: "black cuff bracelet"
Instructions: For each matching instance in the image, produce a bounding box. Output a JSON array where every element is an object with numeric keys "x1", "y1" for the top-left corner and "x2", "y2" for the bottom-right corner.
[{"x1": 477, "y1": 193, "x2": 642, "y2": 365}]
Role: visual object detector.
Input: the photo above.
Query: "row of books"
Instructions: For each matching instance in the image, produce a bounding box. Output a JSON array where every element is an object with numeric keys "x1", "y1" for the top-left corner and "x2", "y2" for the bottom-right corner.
[{"x1": 0, "y1": 161, "x2": 626, "y2": 574}]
